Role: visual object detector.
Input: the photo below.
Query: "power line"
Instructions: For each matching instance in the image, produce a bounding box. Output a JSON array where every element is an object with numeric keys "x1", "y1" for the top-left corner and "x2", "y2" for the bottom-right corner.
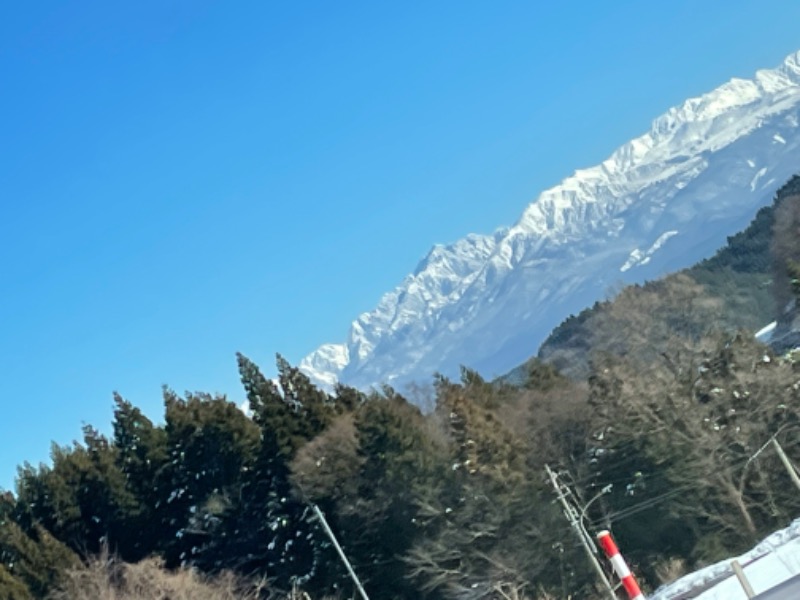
[{"x1": 575, "y1": 435, "x2": 800, "y2": 527}]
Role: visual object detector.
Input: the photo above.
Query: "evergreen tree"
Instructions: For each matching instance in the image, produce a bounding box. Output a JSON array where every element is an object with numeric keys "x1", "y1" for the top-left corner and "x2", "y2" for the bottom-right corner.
[
  {"x1": 344, "y1": 389, "x2": 446, "y2": 598},
  {"x1": 156, "y1": 389, "x2": 260, "y2": 568},
  {"x1": 193, "y1": 355, "x2": 328, "y2": 590},
  {"x1": 13, "y1": 427, "x2": 139, "y2": 560},
  {"x1": 0, "y1": 493, "x2": 32, "y2": 599},
  {"x1": 276, "y1": 354, "x2": 335, "y2": 440},
  {"x1": 111, "y1": 393, "x2": 168, "y2": 560},
  {"x1": 238, "y1": 353, "x2": 303, "y2": 459},
  {"x1": 331, "y1": 383, "x2": 366, "y2": 415}
]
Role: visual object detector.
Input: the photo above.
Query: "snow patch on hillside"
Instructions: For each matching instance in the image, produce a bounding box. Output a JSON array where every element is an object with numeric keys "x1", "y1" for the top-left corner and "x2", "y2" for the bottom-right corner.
[{"x1": 620, "y1": 230, "x2": 679, "y2": 272}]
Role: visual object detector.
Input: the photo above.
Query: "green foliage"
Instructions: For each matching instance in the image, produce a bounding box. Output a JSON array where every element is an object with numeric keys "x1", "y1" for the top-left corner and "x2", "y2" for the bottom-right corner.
[
  {"x1": 8, "y1": 334, "x2": 800, "y2": 598},
  {"x1": 695, "y1": 201, "x2": 775, "y2": 274},
  {"x1": 0, "y1": 564, "x2": 32, "y2": 600},
  {"x1": 276, "y1": 354, "x2": 336, "y2": 440},
  {"x1": 157, "y1": 389, "x2": 261, "y2": 567},
  {"x1": 539, "y1": 302, "x2": 600, "y2": 353},
  {"x1": 237, "y1": 354, "x2": 335, "y2": 460},
  {"x1": 298, "y1": 389, "x2": 446, "y2": 598},
  {"x1": 111, "y1": 393, "x2": 168, "y2": 560},
  {"x1": 0, "y1": 493, "x2": 34, "y2": 599},
  {"x1": 190, "y1": 355, "x2": 342, "y2": 590},
  {"x1": 14, "y1": 427, "x2": 141, "y2": 561},
  {"x1": 0, "y1": 520, "x2": 77, "y2": 598},
  {"x1": 519, "y1": 358, "x2": 567, "y2": 392}
]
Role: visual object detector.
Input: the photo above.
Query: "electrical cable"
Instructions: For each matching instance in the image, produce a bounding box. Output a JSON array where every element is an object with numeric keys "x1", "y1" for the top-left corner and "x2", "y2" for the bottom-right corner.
[{"x1": 583, "y1": 434, "x2": 800, "y2": 526}]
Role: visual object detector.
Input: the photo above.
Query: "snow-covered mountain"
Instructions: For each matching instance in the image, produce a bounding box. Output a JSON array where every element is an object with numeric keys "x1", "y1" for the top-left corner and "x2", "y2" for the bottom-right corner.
[{"x1": 301, "y1": 51, "x2": 800, "y2": 391}]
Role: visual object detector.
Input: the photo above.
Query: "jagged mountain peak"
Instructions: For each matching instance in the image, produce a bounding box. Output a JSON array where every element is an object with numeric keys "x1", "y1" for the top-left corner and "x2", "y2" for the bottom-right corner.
[{"x1": 300, "y1": 50, "x2": 800, "y2": 392}]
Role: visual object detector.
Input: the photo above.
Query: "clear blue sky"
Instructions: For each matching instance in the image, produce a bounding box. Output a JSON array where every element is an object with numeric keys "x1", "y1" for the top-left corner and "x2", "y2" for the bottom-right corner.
[{"x1": 2, "y1": 1, "x2": 800, "y2": 491}]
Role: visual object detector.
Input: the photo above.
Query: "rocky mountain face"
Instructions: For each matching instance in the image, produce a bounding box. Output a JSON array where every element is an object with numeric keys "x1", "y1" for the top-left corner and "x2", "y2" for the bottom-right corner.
[{"x1": 301, "y1": 51, "x2": 800, "y2": 391}]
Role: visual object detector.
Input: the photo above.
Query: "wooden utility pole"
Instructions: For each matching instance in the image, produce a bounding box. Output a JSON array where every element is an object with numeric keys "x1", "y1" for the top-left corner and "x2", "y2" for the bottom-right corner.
[
  {"x1": 731, "y1": 560, "x2": 756, "y2": 599},
  {"x1": 545, "y1": 465, "x2": 617, "y2": 600}
]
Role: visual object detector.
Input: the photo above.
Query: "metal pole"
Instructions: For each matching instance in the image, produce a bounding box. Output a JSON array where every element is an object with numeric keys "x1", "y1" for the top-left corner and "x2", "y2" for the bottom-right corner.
[
  {"x1": 772, "y1": 438, "x2": 800, "y2": 492},
  {"x1": 578, "y1": 484, "x2": 613, "y2": 555},
  {"x1": 545, "y1": 465, "x2": 617, "y2": 600},
  {"x1": 311, "y1": 504, "x2": 371, "y2": 600}
]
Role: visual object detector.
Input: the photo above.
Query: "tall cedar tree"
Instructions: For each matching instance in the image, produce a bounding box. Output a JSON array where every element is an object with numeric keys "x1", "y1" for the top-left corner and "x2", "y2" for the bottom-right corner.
[
  {"x1": 193, "y1": 354, "x2": 337, "y2": 590},
  {"x1": 349, "y1": 389, "x2": 445, "y2": 599},
  {"x1": 156, "y1": 389, "x2": 260, "y2": 569},
  {"x1": 111, "y1": 393, "x2": 169, "y2": 560}
]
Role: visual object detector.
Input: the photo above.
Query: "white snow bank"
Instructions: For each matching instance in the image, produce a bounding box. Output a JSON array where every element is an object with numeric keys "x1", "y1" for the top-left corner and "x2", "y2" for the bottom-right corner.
[{"x1": 651, "y1": 518, "x2": 800, "y2": 599}]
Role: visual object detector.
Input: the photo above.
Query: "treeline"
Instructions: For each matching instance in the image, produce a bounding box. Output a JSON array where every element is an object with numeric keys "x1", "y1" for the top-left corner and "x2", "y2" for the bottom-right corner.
[
  {"x1": 4, "y1": 334, "x2": 800, "y2": 600},
  {"x1": 2, "y1": 181, "x2": 800, "y2": 600}
]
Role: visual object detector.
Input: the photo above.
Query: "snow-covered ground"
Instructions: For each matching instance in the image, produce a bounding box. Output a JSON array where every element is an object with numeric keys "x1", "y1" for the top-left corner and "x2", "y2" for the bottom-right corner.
[{"x1": 651, "y1": 519, "x2": 800, "y2": 599}]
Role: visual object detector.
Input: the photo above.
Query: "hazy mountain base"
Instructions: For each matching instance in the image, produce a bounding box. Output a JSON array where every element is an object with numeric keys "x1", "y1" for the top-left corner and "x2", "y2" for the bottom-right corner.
[{"x1": 2, "y1": 179, "x2": 800, "y2": 599}]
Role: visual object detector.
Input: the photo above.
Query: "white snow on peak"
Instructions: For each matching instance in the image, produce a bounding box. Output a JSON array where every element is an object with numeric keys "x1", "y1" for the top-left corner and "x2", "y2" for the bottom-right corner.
[
  {"x1": 751, "y1": 167, "x2": 769, "y2": 191},
  {"x1": 298, "y1": 343, "x2": 349, "y2": 389},
  {"x1": 300, "y1": 50, "x2": 800, "y2": 392}
]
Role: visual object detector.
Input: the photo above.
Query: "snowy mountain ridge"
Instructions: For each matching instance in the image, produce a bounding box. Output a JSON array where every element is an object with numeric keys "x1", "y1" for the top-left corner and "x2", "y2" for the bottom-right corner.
[{"x1": 301, "y1": 51, "x2": 800, "y2": 391}]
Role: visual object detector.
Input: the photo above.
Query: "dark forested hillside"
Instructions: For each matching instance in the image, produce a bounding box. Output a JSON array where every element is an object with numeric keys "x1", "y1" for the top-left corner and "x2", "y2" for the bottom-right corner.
[{"x1": 2, "y1": 177, "x2": 800, "y2": 600}]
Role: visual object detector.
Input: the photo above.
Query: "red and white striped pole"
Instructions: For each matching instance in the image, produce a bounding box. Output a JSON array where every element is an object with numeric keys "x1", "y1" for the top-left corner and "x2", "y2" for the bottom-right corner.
[{"x1": 597, "y1": 530, "x2": 645, "y2": 600}]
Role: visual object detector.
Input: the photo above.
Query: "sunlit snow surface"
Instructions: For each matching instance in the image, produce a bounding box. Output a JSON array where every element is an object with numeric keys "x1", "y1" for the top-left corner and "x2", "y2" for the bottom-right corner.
[{"x1": 651, "y1": 519, "x2": 800, "y2": 599}]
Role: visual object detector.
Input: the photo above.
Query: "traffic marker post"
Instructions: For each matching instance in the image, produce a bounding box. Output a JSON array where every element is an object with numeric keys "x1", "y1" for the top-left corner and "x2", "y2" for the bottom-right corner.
[{"x1": 597, "y1": 529, "x2": 645, "y2": 600}]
